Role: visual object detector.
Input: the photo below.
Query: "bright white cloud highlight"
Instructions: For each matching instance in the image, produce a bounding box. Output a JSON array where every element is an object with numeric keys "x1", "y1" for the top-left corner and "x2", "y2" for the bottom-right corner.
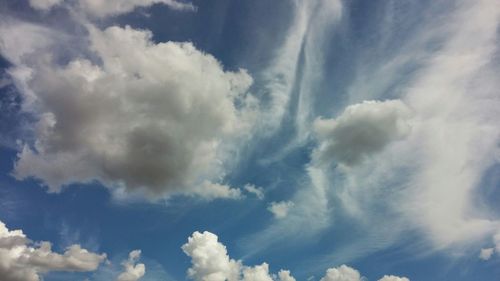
[
  {"x1": 319, "y1": 265, "x2": 361, "y2": 281},
  {"x1": 0, "y1": 220, "x2": 106, "y2": 281},
  {"x1": 267, "y1": 201, "x2": 294, "y2": 219},
  {"x1": 313, "y1": 100, "x2": 412, "y2": 166},
  {"x1": 377, "y1": 276, "x2": 410, "y2": 281},
  {"x1": 4, "y1": 23, "x2": 256, "y2": 199},
  {"x1": 116, "y1": 250, "x2": 146, "y2": 281},
  {"x1": 182, "y1": 231, "x2": 243, "y2": 281}
]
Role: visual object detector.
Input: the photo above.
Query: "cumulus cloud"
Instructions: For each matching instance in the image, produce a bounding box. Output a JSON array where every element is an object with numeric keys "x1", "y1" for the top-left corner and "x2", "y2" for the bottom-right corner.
[
  {"x1": 377, "y1": 276, "x2": 409, "y2": 281},
  {"x1": 182, "y1": 231, "x2": 242, "y2": 281},
  {"x1": 182, "y1": 231, "x2": 297, "y2": 281},
  {"x1": 0, "y1": 220, "x2": 106, "y2": 281},
  {"x1": 28, "y1": 0, "x2": 195, "y2": 16},
  {"x1": 244, "y1": 184, "x2": 264, "y2": 200},
  {"x1": 267, "y1": 201, "x2": 294, "y2": 219},
  {"x1": 319, "y1": 265, "x2": 361, "y2": 281},
  {"x1": 4, "y1": 23, "x2": 256, "y2": 199},
  {"x1": 313, "y1": 100, "x2": 412, "y2": 166},
  {"x1": 116, "y1": 250, "x2": 146, "y2": 281},
  {"x1": 183, "y1": 231, "x2": 409, "y2": 281},
  {"x1": 479, "y1": 248, "x2": 494, "y2": 260}
]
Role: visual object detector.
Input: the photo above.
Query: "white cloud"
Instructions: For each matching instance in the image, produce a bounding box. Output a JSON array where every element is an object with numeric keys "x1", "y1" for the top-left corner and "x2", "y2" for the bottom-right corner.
[
  {"x1": 0, "y1": 220, "x2": 106, "y2": 281},
  {"x1": 319, "y1": 265, "x2": 361, "y2": 281},
  {"x1": 29, "y1": 0, "x2": 63, "y2": 11},
  {"x1": 182, "y1": 231, "x2": 242, "y2": 281},
  {"x1": 194, "y1": 182, "x2": 243, "y2": 200},
  {"x1": 277, "y1": 270, "x2": 296, "y2": 281},
  {"x1": 242, "y1": 263, "x2": 273, "y2": 281},
  {"x1": 479, "y1": 248, "x2": 494, "y2": 261},
  {"x1": 377, "y1": 276, "x2": 409, "y2": 281},
  {"x1": 313, "y1": 100, "x2": 412, "y2": 166},
  {"x1": 267, "y1": 201, "x2": 294, "y2": 219},
  {"x1": 244, "y1": 184, "x2": 264, "y2": 200},
  {"x1": 116, "y1": 250, "x2": 146, "y2": 281},
  {"x1": 4, "y1": 23, "x2": 256, "y2": 199},
  {"x1": 182, "y1": 231, "x2": 409, "y2": 281},
  {"x1": 78, "y1": 0, "x2": 195, "y2": 17},
  {"x1": 28, "y1": 0, "x2": 195, "y2": 16}
]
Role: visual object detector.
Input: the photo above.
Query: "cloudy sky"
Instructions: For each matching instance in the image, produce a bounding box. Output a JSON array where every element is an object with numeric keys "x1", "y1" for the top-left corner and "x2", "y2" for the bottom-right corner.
[{"x1": 0, "y1": 0, "x2": 499, "y2": 280}]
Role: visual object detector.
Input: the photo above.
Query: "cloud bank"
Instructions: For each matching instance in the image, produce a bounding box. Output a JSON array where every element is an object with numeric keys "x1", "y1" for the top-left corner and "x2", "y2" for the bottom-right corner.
[
  {"x1": 182, "y1": 231, "x2": 409, "y2": 281},
  {"x1": 0, "y1": 220, "x2": 106, "y2": 281}
]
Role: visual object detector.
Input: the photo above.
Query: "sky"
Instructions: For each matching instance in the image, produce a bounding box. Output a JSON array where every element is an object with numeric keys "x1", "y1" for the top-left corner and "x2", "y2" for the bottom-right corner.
[{"x1": 0, "y1": 0, "x2": 499, "y2": 280}]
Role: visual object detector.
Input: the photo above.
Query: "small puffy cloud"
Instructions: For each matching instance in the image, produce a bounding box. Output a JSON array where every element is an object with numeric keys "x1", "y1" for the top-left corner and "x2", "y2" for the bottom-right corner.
[
  {"x1": 267, "y1": 201, "x2": 294, "y2": 219},
  {"x1": 0, "y1": 220, "x2": 106, "y2": 281},
  {"x1": 319, "y1": 265, "x2": 362, "y2": 281},
  {"x1": 116, "y1": 250, "x2": 146, "y2": 281},
  {"x1": 242, "y1": 263, "x2": 273, "y2": 281},
  {"x1": 244, "y1": 184, "x2": 264, "y2": 200},
  {"x1": 8, "y1": 24, "x2": 256, "y2": 199},
  {"x1": 479, "y1": 248, "x2": 494, "y2": 261},
  {"x1": 313, "y1": 100, "x2": 412, "y2": 166},
  {"x1": 377, "y1": 276, "x2": 410, "y2": 281},
  {"x1": 182, "y1": 231, "x2": 242, "y2": 281},
  {"x1": 278, "y1": 270, "x2": 296, "y2": 281}
]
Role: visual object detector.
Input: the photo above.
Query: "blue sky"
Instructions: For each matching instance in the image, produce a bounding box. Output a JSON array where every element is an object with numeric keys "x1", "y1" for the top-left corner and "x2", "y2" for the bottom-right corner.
[{"x1": 0, "y1": 0, "x2": 499, "y2": 281}]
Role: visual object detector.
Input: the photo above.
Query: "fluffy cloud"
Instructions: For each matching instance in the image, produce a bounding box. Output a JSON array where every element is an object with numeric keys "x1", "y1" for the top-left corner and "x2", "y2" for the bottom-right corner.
[
  {"x1": 28, "y1": 0, "x2": 194, "y2": 16},
  {"x1": 267, "y1": 201, "x2": 294, "y2": 219},
  {"x1": 116, "y1": 250, "x2": 146, "y2": 281},
  {"x1": 479, "y1": 248, "x2": 494, "y2": 261},
  {"x1": 319, "y1": 265, "x2": 361, "y2": 281},
  {"x1": 182, "y1": 231, "x2": 298, "y2": 281},
  {"x1": 182, "y1": 231, "x2": 242, "y2": 281},
  {"x1": 6, "y1": 23, "x2": 256, "y2": 198},
  {"x1": 313, "y1": 100, "x2": 412, "y2": 166},
  {"x1": 0, "y1": 220, "x2": 106, "y2": 281},
  {"x1": 377, "y1": 276, "x2": 409, "y2": 281},
  {"x1": 183, "y1": 231, "x2": 409, "y2": 281}
]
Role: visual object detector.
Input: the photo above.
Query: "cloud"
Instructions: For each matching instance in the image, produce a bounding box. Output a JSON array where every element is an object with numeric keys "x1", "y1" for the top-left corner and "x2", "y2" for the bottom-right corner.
[
  {"x1": 277, "y1": 270, "x2": 296, "y2": 281},
  {"x1": 244, "y1": 184, "x2": 264, "y2": 200},
  {"x1": 116, "y1": 250, "x2": 146, "y2": 281},
  {"x1": 479, "y1": 248, "x2": 494, "y2": 261},
  {"x1": 319, "y1": 265, "x2": 361, "y2": 281},
  {"x1": 0, "y1": 220, "x2": 106, "y2": 281},
  {"x1": 29, "y1": 0, "x2": 63, "y2": 11},
  {"x1": 377, "y1": 276, "x2": 409, "y2": 281},
  {"x1": 28, "y1": 0, "x2": 195, "y2": 16},
  {"x1": 78, "y1": 0, "x2": 196, "y2": 17},
  {"x1": 4, "y1": 23, "x2": 256, "y2": 199},
  {"x1": 183, "y1": 231, "x2": 408, "y2": 281},
  {"x1": 313, "y1": 100, "x2": 412, "y2": 166},
  {"x1": 267, "y1": 201, "x2": 294, "y2": 219},
  {"x1": 182, "y1": 231, "x2": 242, "y2": 281}
]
